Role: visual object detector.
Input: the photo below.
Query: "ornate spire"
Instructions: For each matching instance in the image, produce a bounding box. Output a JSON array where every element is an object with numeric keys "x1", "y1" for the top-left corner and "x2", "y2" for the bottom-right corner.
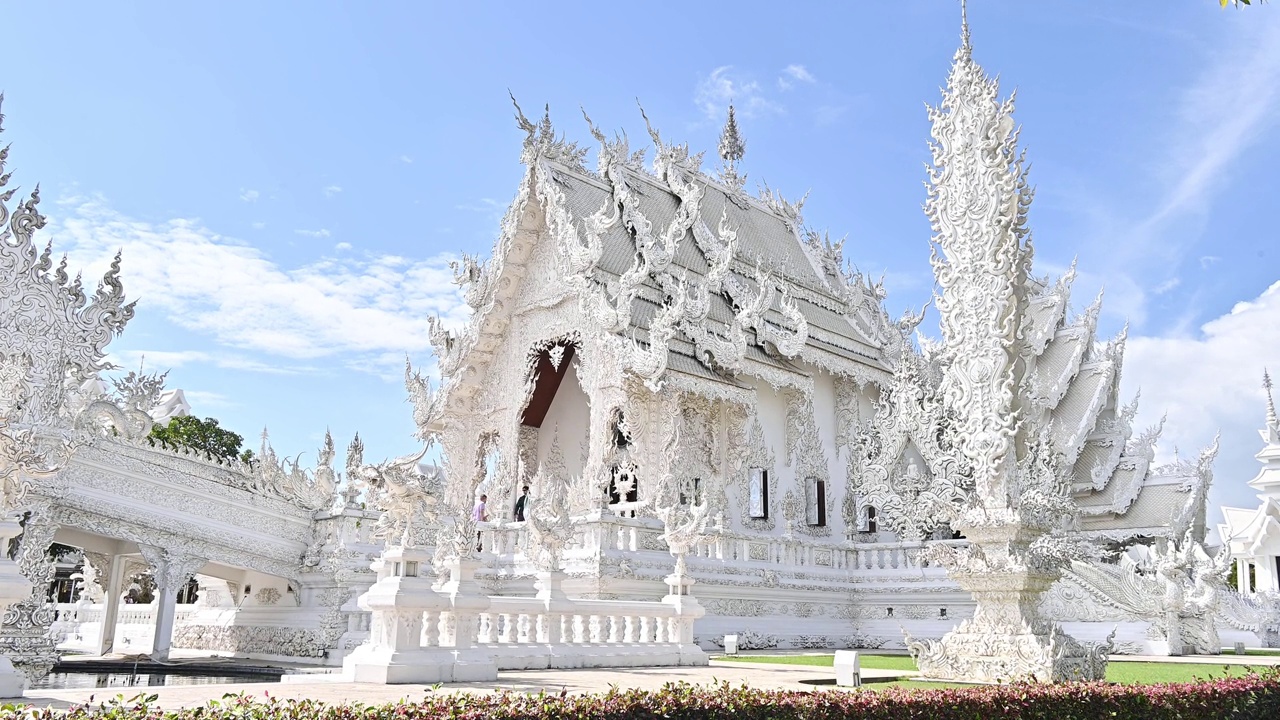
[
  {"x1": 960, "y1": 0, "x2": 971, "y2": 56},
  {"x1": 716, "y1": 104, "x2": 747, "y2": 192},
  {"x1": 1265, "y1": 369, "x2": 1278, "y2": 429},
  {"x1": 927, "y1": 0, "x2": 1032, "y2": 498}
]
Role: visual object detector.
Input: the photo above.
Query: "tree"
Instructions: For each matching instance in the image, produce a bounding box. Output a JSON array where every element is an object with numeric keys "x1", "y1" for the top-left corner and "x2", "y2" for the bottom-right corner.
[
  {"x1": 1221, "y1": 0, "x2": 1266, "y2": 6},
  {"x1": 149, "y1": 415, "x2": 251, "y2": 462}
]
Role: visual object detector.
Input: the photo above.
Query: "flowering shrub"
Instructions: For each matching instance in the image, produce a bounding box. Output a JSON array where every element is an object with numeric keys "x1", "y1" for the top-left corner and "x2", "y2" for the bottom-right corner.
[{"x1": 3, "y1": 670, "x2": 1278, "y2": 720}]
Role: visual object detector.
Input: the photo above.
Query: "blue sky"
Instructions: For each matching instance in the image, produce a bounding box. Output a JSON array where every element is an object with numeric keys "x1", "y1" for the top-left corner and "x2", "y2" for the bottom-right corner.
[{"x1": 3, "y1": 2, "x2": 1278, "y2": 523}]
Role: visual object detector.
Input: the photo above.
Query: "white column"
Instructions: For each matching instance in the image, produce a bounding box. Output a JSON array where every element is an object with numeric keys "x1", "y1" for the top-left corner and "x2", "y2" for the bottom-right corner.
[
  {"x1": 137, "y1": 545, "x2": 204, "y2": 661},
  {"x1": 1256, "y1": 558, "x2": 1276, "y2": 596},
  {"x1": 0, "y1": 516, "x2": 33, "y2": 697},
  {"x1": 96, "y1": 555, "x2": 127, "y2": 656}
]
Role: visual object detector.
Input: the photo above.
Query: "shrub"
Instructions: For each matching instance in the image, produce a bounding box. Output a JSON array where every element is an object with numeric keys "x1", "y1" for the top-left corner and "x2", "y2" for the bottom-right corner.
[{"x1": 4, "y1": 670, "x2": 1279, "y2": 720}]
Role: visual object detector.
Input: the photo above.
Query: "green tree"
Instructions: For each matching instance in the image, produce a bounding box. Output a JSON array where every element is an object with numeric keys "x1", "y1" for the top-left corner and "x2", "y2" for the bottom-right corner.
[
  {"x1": 149, "y1": 415, "x2": 251, "y2": 462},
  {"x1": 1222, "y1": 0, "x2": 1266, "y2": 6}
]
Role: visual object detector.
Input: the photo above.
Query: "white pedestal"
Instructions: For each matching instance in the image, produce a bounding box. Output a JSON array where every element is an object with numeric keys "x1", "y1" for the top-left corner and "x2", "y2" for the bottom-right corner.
[
  {"x1": 835, "y1": 650, "x2": 862, "y2": 687},
  {"x1": 1, "y1": 517, "x2": 33, "y2": 698},
  {"x1": 341, "y1": 546, "x2": 458, "y2": 684},
  {"x1": 0, "y1": 658, "x2": 26, "y2": 699}
]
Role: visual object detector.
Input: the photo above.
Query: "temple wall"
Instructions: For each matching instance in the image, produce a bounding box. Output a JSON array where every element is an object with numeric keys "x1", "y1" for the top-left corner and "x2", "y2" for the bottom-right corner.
[
  {"x1": 537, "y1": 360, "x2": 589, "y2": 481},
  {"x1": 811, "y1": 369, "x2": 848, "y2": 541}
]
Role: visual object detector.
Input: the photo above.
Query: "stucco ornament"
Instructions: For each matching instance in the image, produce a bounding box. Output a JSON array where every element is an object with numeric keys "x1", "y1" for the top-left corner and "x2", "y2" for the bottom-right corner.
[
  {"x1": 0, "y1": 105, "x2": 135, "y2": 513},
  {"x1": 904, "y1": 10, "x2": 1110, "y2": 683},
  {"x1": 525, "y1": 465, "x2": 572, "y2": 572},
  {"x1": 852, "y1": 345, "x2": 972, "y2": 541},
  {"x1": 254, "y1": 429, "x2": 340, "y2": 512},
  {"x1": 652, "y1": 429, "x2": 710, "y2": 585},
  {"x1": 352, "y1": 434, "x2": 436, "y2": 548}
]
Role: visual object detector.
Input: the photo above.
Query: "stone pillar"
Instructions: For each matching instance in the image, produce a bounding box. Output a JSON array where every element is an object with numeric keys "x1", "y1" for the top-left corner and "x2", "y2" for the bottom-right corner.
[
  {"x1": 342, "y1": 545, "x2": 456, "y2": 683},
  {"x1": 95, "y1": 555, "x2": 128, "y2": 656},
  {"x1": 1258, "y1": 557, "x2": 1277, "y2": 596},
  {"x1": 0, "y1": 505, "x2": 61, "y2": 684},
  {"x1": 137, "y1": 545, "x2": 205, "y2": 661},
  {"x1": 1238, "y1": 559, "x2": 1250, "y2": 594},
  {"x1": 439, "y1": 557, "x2": 496, "y2": 682},
  {"x1": 0, "y1": 516, "x2": 32, "y2": 698}
]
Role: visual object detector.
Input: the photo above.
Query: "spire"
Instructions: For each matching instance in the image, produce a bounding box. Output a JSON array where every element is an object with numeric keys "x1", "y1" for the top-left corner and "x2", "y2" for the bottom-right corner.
[
  {"x1": 716, "y1": 104, "x2": 747, "y2": 192},
  {"x1": 1265, "y1": 369, "x2": 1278, "y2": 429},
  {"x1": 960, "y1": 0, "x2": 971, "y2": 56}
]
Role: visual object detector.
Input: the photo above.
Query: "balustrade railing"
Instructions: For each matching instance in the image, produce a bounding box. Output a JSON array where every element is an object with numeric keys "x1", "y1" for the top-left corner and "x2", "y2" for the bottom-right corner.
[{"x1": 478, "y1": 516, "x2": 970, "y2": 579}]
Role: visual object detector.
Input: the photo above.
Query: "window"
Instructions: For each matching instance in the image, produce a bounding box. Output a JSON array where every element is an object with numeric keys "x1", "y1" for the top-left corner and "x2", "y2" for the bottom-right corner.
[
  {"x1": 806, "y1": 477, "x2": 826, "y2": 527},
  {"x1": 679, "y1": 477, "x2": 702, "y2": 506},
  {"x1": 748, "y1": 468, "x2": 769, "y2": 519},
  {"x1": 858, "y1": 504, "x2": 878, "y2": 533}
]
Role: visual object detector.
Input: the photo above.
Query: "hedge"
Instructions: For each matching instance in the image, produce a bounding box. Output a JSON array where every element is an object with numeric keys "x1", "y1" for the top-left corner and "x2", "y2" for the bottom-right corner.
[{"x1": 4, "y1": 671, "x2": 1279, "y2": 720}]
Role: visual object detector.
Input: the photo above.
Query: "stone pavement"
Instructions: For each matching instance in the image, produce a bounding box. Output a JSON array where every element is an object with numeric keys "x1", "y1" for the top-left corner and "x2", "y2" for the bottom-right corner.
[{"x1": 6, "y1": 661, "x2": 910, "y2": 710}]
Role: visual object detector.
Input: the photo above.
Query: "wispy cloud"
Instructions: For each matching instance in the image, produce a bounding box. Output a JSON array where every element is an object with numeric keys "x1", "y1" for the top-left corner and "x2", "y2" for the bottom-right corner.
[
  {"x1": 1053, "y1": 16, "x2": 1280, "y2": 331},
  {"x1": 295, "y1": 228, "x2": 331, "y2": 238},
  {"x1": 239, "y1": 189, "x2": 260, "y2": 203},
  {"x1": 323, "y1": 185, "x2": 343, "y2": 198},
  {"x1": 49, "y1": 194, "x2": 470, "y2": 369},
  {"x1": 107, "y1": 349, "x2": 318, "y2": 376},
  {"x1": 250, "y1": 221, "x2": 265, "y2": 230},
  {"x1": 334, "y1": 242, "x2": 353, "y2": 251},
  {"x1": 778, "y1": 64, "x2": 816, "y2": 90},
  {"x1": 694, "y1": 66, "x2": 783, "y2": 121},
  {"x1": 1153, "y1": 277, "x2": 1181, "y2": 295},
  {"x1": 399, "y1": 155, "x2": 414, "y2": 164}
]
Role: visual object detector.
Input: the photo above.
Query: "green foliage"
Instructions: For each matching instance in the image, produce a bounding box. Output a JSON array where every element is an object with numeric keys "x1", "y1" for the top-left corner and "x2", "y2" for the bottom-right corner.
[
  {"x1": 148, "y1": 415, "x2": 247, "y2": 462},
  {"x1": 718, "y1": 653, "x2": 1271, "y2": 683},
  {"x1": 1222, "y1": 0, "x2": 1267, "y2": 6},
  {"x1": 3, "y1": 672, "x2": 1278, "y2": 720}
]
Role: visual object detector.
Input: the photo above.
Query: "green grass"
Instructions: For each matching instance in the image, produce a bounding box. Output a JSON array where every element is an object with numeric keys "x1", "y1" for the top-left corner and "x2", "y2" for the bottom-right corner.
[
  {"x1": 716, "y1": 654, "x2": 915, "y2": 671},
  {"x1": 715, "y1": 653, "x2": 1268, "y2": 684}
]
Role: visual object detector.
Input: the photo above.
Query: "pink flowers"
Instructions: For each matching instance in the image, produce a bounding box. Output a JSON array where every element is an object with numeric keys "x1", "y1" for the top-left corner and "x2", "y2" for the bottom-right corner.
[{"x1": 5, "y1": 669, "x2": 1278, "y2": 720}]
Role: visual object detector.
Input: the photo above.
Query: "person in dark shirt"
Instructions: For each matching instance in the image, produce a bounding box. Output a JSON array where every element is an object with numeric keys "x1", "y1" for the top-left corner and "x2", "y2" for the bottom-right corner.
[{"x1": 513, "y1": 485, "x2": 530, "y2": 521}]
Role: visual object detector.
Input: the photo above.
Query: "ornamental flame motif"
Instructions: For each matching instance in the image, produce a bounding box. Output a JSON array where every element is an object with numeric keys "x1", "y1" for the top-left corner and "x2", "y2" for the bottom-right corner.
[{"x1": 0, "y1": 95, "x2": 136, "y2": 513}]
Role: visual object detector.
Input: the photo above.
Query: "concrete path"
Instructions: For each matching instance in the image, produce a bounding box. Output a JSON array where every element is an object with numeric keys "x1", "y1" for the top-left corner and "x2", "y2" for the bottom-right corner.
[{"x1": 7, "y1": 662, "x2": 909, "y2": 710}]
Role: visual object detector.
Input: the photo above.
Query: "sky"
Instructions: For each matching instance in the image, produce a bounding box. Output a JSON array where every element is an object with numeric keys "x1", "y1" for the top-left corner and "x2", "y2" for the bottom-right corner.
[{"x1": 2, "y1": 1, "x2": 1278, "y2": 529}]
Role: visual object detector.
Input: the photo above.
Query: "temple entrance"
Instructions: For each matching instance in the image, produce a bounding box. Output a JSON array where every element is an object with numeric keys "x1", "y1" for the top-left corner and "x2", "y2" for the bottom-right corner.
[{"x1": 518, "y1": 341, "x2": 589, "y2": 503}]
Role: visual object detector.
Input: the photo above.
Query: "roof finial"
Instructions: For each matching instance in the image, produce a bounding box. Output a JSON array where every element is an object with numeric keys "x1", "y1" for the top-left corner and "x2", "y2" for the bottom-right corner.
[
  {"x1": 1265, "y1": 368, "x2": 1278, "y2": 428},
  {"x1": 717, "y1": 103, "x2": 747, "y2": 192},
  {"x1": 960, "y1": 0, "x2": 972, "y2": 55}
]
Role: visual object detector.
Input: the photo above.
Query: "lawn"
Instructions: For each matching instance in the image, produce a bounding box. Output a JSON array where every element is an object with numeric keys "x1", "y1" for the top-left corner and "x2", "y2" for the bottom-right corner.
[{"x1": 716, "y1": 653, "x2": 1268, "y2": 684}]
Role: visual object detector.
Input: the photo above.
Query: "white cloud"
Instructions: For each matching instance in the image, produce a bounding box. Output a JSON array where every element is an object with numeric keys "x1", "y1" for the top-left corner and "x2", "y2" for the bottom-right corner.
[
  {"x1": 694, "y1": 66, "x2": 783, "y2": 121},
  {"x1": 1200, "y1": 255, "x2": 1221, "y2": 269},
  {"x1": 48, "y1": 195, "x2": 470, "y2": 366},
  {"x1": 399, "y1": 155, "x2": 414, "y2": 164},
  {"x1": 778, "y1": 64, "x2": 816, "y2": 90},
  {"x1": 334, "y1": 242, "x2": 353, "y2": 252},
  {"x1": 323, "y1": 185, "x2": 343, "y2": 198},
  {"x1": 251, "y1": 222, "x2": 266, "y2": 230},
  {"x1": 295, "y1": 228, "x2": 331, "y2": 238},
  {"x1": 1122, "y1": 280, "x2": 1280, "y2": 513},
  {"x1": 1153, "y1": 277, "x2": 1181, "y2": 295},
  {"x1": 181, "y1": 389, "x2": 235, "y2": 410},
  {"x1": 239, "y1": 189, "x2": 260, "y2": 203}
]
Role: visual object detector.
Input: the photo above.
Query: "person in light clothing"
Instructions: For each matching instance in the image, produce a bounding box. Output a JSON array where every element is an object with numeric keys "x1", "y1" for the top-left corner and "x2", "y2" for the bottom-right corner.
[{"x1": 473, "y1": 494, "x2": 488, "y2": 551}]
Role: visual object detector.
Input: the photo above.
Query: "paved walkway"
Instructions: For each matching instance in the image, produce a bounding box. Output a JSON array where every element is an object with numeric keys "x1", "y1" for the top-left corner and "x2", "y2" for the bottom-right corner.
[
  {"x1": 10, "y1": 651, "x2": 1280, "y2": 710},
  {"x1": 9, "y1": 662, "x2": 907, "y2": 710}
]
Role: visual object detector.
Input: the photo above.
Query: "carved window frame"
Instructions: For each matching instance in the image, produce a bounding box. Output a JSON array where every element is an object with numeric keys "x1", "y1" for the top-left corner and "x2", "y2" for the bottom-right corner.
[{"x1": 748, "y1": 467, "x2": 769, "y2": 519}]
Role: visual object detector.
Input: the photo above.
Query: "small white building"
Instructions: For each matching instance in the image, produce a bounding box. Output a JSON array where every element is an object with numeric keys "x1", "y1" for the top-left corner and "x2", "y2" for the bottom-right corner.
[{"x1": 1218, "y1": 372, "x2": 1280, "y2": 595}]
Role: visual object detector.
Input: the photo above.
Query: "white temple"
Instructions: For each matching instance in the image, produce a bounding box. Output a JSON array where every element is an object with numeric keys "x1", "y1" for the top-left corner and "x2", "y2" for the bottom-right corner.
[
  {"x1": 1218, "y1": 372, "x2": 1280, "y2": 622},
  {"x1": 1, "y1": 7, "x2": 1275, "y2": 694}
]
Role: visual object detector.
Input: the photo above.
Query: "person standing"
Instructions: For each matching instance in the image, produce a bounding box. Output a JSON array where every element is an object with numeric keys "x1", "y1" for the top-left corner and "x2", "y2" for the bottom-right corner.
[
  {"x1": 473, "y1": 493, "x2": 488, "y2": 551},
  {"x1": 513, "y1": 485, "x2": 530, "y2": 522}
]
